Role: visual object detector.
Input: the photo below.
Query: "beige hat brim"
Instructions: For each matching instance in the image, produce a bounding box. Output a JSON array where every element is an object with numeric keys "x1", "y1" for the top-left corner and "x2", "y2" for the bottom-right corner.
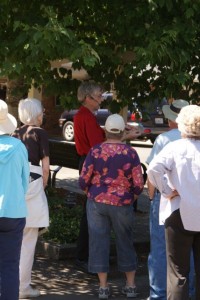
[{"x1": 0, "y1": 113, "x2": 17, "y2": 135}]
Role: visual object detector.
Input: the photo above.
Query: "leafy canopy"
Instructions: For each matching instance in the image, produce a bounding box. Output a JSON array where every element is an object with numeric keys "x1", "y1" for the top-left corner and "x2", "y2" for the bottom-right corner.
[{"x1": 0, "y1": 0, "x2": 200, "y2": 110}]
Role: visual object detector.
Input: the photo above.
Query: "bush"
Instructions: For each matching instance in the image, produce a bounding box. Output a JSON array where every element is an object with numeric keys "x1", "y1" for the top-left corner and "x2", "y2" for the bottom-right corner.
[{"x1": 43, "y1": 187, "x2": 84, "y2": 244}]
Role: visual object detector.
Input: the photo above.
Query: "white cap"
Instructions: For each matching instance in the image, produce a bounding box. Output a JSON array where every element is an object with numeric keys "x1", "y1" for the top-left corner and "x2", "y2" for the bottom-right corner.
[{"x1": 105, "y1": 114, "x2": 125, "y2": 134}]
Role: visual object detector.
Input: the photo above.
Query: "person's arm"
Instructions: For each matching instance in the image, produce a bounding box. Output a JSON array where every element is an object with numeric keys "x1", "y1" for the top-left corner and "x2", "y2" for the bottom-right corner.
[
  {"x1": 21, "y1": 144, "x2": 30, "y2": 194},
  {"x1": 147, "y1": 145, "x2": 175, "y2": 199},
  {"x1": 38, "y1": 128, "x2": 50, "y2": 188},
  {"x1": 79, "y1": 150, "x2": 94, "y2": 193},
  {"x1": 42, "y1": 156, "x2": 49, "y2": 188},
  {"x1": 168, "y1": 189, "x2": 179, "y2": 200},
  {"x1": 121, "y1": 124, "x2": 143, "y2": 141},
  {"x1": 146, "y1": 134, "x2": 165, "y2": 200},
  {"x1": 131, "y1": 152, "x2": 144, "y2": 196},
  {"x1": 147, "y1": 178, "x2": 155, "y2": 201}
]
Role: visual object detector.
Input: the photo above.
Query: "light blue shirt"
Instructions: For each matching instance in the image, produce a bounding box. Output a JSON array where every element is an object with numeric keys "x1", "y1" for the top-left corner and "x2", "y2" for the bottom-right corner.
[
  {"x1": 0, "y1": 135, "x2": 29, "y2": 218},
  {"x1": 146, "y1": 128, "x2": 181, "y2": 164}
]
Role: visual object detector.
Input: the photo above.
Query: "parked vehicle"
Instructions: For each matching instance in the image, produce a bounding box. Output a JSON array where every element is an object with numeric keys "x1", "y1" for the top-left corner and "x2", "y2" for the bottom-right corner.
[
  {"x1": 59, "y1": 108, "x2": 150, "y2": 142},
  {"x1": 59, "y1": 97, "x2": 169, "y2": 144},
  {"x1": 130, "y1": 101, "x2": 169, "y2": 143}
]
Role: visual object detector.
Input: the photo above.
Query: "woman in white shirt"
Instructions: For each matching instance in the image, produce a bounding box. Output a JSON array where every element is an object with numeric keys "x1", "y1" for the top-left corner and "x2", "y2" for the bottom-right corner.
[{"x1": 147, "y1": 105, "x2": 200, "y2": 300}]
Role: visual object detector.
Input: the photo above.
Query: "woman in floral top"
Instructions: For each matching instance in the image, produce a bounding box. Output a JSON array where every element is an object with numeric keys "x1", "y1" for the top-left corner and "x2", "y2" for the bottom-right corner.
[{"x1": 79, "y1": 114, "x2": 144, "y2": 299}]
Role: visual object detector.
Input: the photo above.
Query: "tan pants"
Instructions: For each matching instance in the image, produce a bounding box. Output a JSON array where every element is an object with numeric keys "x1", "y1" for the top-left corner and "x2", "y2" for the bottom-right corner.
[{"x1": 19, "y1": 228, "x2": 38, "y2": 292}]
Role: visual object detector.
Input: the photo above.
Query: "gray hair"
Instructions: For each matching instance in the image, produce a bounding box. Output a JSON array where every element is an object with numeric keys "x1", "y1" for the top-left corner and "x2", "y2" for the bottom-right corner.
[
  {"x1": 177, "y1": 105, "x2": 200, "y2": 137},
  {"x1": 77, "y1": 81, "x2": 103, "y2": 102},
  {"x1": 105, "y1": 130, "x2": 124, "y2": 140},
  {"x1": 18, "y1": 98, "x2": 43, "y2": 125}
]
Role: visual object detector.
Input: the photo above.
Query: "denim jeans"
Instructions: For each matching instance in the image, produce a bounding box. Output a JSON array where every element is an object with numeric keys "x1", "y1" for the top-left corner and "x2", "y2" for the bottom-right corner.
[
  {"x1": 148, "y1": 193, "x2": 195, "y2": 299},
  {"x1": 87, "y1": 200, "x2": 137, "y2": 273},
  {"x1": 148, "y1": 192, "x2": 167, "y2": 299}
]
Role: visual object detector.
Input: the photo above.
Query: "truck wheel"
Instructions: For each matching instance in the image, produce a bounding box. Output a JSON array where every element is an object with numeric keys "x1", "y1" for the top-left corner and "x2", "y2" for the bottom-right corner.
[{"x1": 63, "y1": 121, "x2": 74, "y2": 141}]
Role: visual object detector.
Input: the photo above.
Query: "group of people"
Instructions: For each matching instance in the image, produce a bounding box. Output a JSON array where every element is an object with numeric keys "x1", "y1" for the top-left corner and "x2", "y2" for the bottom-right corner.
[
  {"x1": 146, "y1": 100, "x2": 200, "y2": 300},
  {"x1": 74, "y1": 82, "x2": 200, "y2": 300},
  {"x1": 0, "y1": 98, "x2": 49, "y2": 299},
  {"x1": 0, "y1": 80, "x2": 200, "y2": 300}
]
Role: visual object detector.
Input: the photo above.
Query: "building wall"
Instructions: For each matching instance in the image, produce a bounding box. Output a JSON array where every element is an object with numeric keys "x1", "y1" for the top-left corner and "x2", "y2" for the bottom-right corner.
[
  {"x1": 42, "y1": 92, "x2": 63, "y2": 132},
  {"x1": 27, "y1": 85, "x2": 62, "y2": 132}
]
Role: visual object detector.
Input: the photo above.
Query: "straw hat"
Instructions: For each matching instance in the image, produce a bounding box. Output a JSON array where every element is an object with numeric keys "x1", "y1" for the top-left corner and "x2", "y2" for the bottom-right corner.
[
  {"x1": 162, "y1": 99, "x2": 189, "y2": 122},
  {"x1": 0, "y1": 100, "x2": 17, "y2": 135}
]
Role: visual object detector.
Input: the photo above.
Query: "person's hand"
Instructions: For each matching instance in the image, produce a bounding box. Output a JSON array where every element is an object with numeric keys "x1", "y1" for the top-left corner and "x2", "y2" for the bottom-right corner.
[
  {"x1": 123, "y1": 124, "x2": 143, "y2": 140},
  {"x1": 168, "y1": 190, "x2": 179, "y2": 200}
]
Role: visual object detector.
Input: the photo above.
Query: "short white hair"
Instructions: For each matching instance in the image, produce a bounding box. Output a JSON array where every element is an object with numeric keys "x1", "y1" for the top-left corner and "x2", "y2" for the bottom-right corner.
[
  {"x1": 177, "y1": 105, "x2": 200, "y2": 137},
  {"x1": 18, "y1": 98, "x2": 43, "y2": 125}
]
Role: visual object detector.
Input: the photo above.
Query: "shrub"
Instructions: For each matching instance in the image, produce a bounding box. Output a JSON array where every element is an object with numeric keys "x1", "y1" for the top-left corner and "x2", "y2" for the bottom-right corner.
[{"x1": 43, "y1": 187, "x2": 84, "y2": 244}]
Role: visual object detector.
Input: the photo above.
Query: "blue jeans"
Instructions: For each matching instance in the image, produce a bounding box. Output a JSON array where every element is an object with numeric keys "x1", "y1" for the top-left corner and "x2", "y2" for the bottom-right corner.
[
  {"x1": 148, "y1": 193, "x2": 195, "y2": 299},
  {"x1": 0, "y1": 217, "x2": 25, "y2": 300},
  {"x1": 87, "y1": 200, "x2": 137, "y2": 273}
]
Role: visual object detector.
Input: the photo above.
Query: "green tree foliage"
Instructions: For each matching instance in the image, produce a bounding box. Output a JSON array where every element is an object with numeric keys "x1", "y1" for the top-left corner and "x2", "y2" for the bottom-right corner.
[{"x1": 0, "y1": 0, "x2": 200, "y2": 109}]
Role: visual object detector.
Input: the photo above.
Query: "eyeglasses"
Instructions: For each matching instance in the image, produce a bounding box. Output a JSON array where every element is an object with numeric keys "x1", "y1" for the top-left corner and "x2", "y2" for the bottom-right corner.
[{"x1": 89, "y1": 94, "x2": 103, "y2": 102}]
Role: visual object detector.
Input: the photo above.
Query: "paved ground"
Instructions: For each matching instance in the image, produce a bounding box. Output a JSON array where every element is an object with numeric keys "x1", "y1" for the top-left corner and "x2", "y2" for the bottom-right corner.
[
  {"x1": 31, "y1": 166, "x2": 150, "y2": 300},
  {"x1": 31, "y1": 254, "x2": 149, "y2": 299}
]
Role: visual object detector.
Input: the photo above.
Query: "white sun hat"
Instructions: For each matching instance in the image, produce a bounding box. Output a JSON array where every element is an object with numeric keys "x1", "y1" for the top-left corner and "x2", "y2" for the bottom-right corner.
[
  {"x1": 162, "y1": 99, "x2": 189, "y2": 122},
  {"x1": 0, "y1": 100, "x2": 17, "y2": 135}
]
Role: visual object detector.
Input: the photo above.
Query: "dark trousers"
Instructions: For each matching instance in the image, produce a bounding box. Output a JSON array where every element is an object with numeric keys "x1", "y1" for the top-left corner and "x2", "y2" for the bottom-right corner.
[
  {"x1": 76, "y1": 155, "x2": 89, "y2": 261},
  {"x1": 0, "y1": 217, "x2": 25, "y2": 300},
  {"x1": 165, "y1": 209, "x2": 200, "y2": 300}
]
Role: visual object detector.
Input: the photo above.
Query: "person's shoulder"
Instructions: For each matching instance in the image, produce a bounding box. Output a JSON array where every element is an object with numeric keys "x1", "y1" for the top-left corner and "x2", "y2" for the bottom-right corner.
[
  {"x1": 156, "y1": 129, "x2": 179, "y2": 142},
  {"x1": 88, "y1": 143, "x2": 101, "y2": 156},
  {"x1": 123, "y1": 143, "x2": 138, "y2": 154},
  {"x1": 124, "y1": 143, "x2": 133, "y2": 149},
  {"x1": 158, "y1": 130, "x2": 171, "y2": 139},
  {"x1": 9, "y1": 135, "x2": 21, "y2": 144},
  {"x1": 12, "y1": 126, "x2": 23, "y2": 136},
  {"x1": 12, "y1": 128, "x2": 19, "y2": 135},
  {"x1": 76, "y1": 106, "x2": 90, "y2": 114},
  {"x1": 76, "y1": 109, "x2": 98, "y2": 127},
  {"x1": 34, "y1": 126, "x2": 47, "y2": 133},
  {"x1": 92, "y1": 143, "x2": 102, "y2": 149},
  {"x1": 9, "y1": 136, "x2": 27, "y2": 151},
  {"x1": 33, "y1": 127, "x2": 48, "y2": 139},
  {"x1": 74, "y1": 106, "x2": 91, "y2": 120}
]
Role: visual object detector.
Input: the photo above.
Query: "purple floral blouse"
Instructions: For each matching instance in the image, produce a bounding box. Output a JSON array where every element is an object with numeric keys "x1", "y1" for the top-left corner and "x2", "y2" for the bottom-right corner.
[{"x1": 79, "y1": 142, "x2": 144, "y2": 206}]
